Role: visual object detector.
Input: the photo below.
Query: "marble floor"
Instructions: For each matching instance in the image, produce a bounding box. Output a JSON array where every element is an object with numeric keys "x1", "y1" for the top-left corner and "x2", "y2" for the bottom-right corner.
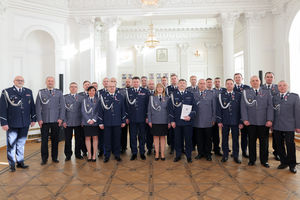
[{"x1": 0, "y1": 139, "x2": 300, "y2": 200}]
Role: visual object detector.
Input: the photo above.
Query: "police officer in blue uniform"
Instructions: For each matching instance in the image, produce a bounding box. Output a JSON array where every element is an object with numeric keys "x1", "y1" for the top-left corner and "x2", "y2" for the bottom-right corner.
[
  {"x1": 166, "y1": 74, "x2": 179, "y2": 154},
  {"x1": 119, "y1": 78, "x2": 132, "y2": 153},
  {"x1": 272, "y1": 81, "x2": 300, "y2": 173},
  {"x1": 212, "y1": 77, "x2": 225, "y2": 156},
  {"x1": 0, "y1": 76, "x2": 36, "y2": 172},
  {"x1": 262, "y1": 72, "x2": 280, "y2": 161},
  {"x1": 146, "y1": 80, "x2": 155, "y2": 155},
  {"x1": 187, "y1": 75, "x2": 198, "y2": 151},
  {"x1": 97, "y1": 78, "x2": 110, "y2": 157},
  {"x1": 36, "y1": 76, "x2": 65, "y2": 165},
  {"x1": 168, "y1": 79, "x2": 196, "y2": 163},
  {"x1": 78, "y1": 80, "x2": 91, "y2": 157},
  {"x1": 63, "y1": 82, "x2": 84, "y2": 161},
  {"x1": 193, "y1": 79, "x2": 216, "y2": 161},
  {"x1": 216, "y1": 79, "x2": 243, "y2": 164},
  {"x1": 98, "y1": 81, "x2": 126, "y2": 163},
  {"x1": 125, "y1": 76, "x2": 149, "y2": 160},
  {"x1": 234, "y1": 73, "x2": 250, "y2": 158},
  {"x1": 241, "y1": 75, "x2": 273, "y2": 168}
]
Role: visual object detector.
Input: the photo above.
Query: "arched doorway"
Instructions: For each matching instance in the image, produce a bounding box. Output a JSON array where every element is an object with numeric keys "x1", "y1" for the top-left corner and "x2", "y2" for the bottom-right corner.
[
  {"x1": 289, "y1": 10, "x2": 300, "y2": 95},
  {"x1": 24, "y1": 30, "x2": 55, "y2": 96}
]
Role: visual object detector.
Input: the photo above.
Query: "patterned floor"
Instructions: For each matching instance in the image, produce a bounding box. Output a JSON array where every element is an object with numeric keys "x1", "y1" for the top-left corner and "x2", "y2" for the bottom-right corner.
[{"x1": 0, "y1": 140, "x2": 300, "y2": 200}]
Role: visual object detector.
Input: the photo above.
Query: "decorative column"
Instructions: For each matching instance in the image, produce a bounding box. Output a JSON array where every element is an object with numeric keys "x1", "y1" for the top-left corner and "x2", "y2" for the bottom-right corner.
[
  {"x1": 75, "y1": 16, "x2": 96, "y2": 83},
  {"x1": 243, "y1": 12, "x2": 266, "y2": 83},
  {"x1": 177, "y1": 43, "x2": 189, "y2": 80},
  {"x1": 220, "y1": 13, "x2": 240, "y2": 80},
  {"x1": 101, "y1": 16, "x2": 121, "y2": 78},
  {"x1": 134, "y1": 45, "x2": 144, "y2": 76}
]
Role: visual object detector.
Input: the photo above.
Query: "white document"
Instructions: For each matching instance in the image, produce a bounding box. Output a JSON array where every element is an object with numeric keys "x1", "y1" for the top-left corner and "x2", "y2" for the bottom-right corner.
[{"x1": 180, "y1": 104, "x2": 192, "y2": 120}]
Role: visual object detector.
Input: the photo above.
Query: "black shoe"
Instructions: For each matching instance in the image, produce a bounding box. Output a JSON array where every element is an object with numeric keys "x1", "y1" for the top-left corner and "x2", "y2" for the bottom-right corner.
[
  {"x1": 161, "y1": 157, "x2": 165, "y2": 161},
  {"x1": 65, "y1": 157, "x2": 71, "y2": 161},
  {"x1": 9, "y1": 165, "x2": 16, "y2": 172},
  {"x1": 170, "y1": 149, "x2": 174, "y2": 155},
  {"x1": 242, "y1": 152, "x2": 249, "y2": 158},
  {"x1": 206, "y1": 156, "x2": 212, "y2": 161},
  {"x1": 76, "y1": 156, "x2": 84, "y2": 160},
  {"x1": 289, "y1": 166, "x2": 297, "y2": 174},
  {"x1": 173, "y1": 157, "x2": 181, "y2": 162},
  {"x1": 130, "y1": 154, "x2": 137, "y2": 161},
  {"x1": 147, "y1": 150, "x2": 152, "y2": 156},
  {"x1": 187, "y1": 158, "x2": 192, "y2": 163},
  {"x1": 16, "y1": 162, "x2": 29, "y2": 169},
  {"x1": 41, "y1": 160, "x2": 47, "y2": 165},
  {"x1": 140, "y1": 154, "x2": 146, "y2": 160},
  {"x1": 248, "y1": 161, "x2": 255, "y2": 166},
  {"x1": 155, "y1": 157, "x2": 159, "y2": 161},
  {"x1": 277, "y1": 164, "x2": 288, "y2": 169},
  {"x1": 234, "y1": 158, "x2": 241, "y2": 164},
  {"x1": 92, "y1": 159, "x2": 96, "y2": 162},
  {"x1": 215, "y1": 151, "x2": 223, "y2": 156},
  {"x1": 195, "y1": 154, "x2": 203, "y2": 160},
  {"x1": 273, "y1": 152, "x2": 280, "y2": 161},
  {"x1": 52, "y1": 159, "x2": 59, "y2": 163},
  {"x1": 103, "y1": 157, "x2": 109, "y2": 163},
  {"x1": 87, "y1": 159, "x2": 92, "y2": 162},
  {"x1": 262, "y1": 162, "x2": 270, "y2": 168},
  {"x1": 221, "y1": 157, "x2": 228, "y2": 162},
  {"x1": 98, "y1": 151, "x2": 104, "y2": 158},
  {"x1": 115, "y1": 157, "x2": 122, "y2": 162}
]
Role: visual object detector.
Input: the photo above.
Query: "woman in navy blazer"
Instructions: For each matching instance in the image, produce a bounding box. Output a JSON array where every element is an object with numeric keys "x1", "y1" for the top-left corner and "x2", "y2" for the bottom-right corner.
[{"x1": 81, "y1": 86, "x2": 100, "y2": 162}]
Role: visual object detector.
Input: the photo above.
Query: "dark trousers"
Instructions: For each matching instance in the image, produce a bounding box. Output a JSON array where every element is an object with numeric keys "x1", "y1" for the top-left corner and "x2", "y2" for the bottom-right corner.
[
  {"x1": 80, "y1": 126, "x2": 87, "y2": 154},
  {"x1": 247, "y1": 125, "x2": 269, "y2": 164},
  {"x1": 272, "y1": 129, "x2": 279, "y2": 155},
  {"x1": 241, "y1": 126, "x2": 248, "y2": 154},
  {"x1": 41, "y1": 123, "x2": 59, "y2": 162},
  {"x1": 64, "y1": 126, "x2": 82, "y2": 158},
  {"x1": 174, "y1": 125, "x2": 192, "y2": 159},
  {"x1": 195, "y1": 127, "x2": 212, "y2": 157},
  {"x1": 146, "y1": 124, "x2": 153, "y2": 151},
  {"x1": 129, "y1": 122, "x2": 146, "y2": 155},
  {"x1": 167, "y1": 127, "x2": 175, "y2": 151},
  {"x1": 98, "y1": 129, "x2": 104, "y2": 153},
  {"x1": 192, "y1": 127, "x2": 197, "y2": 150},
  {"x1": 6, "y1": 127, "x2": 29, "y2": 166},
  {"x1": 121, "y1": 124, "x2": 129, "y2": 151},
  {"x1": 104, "y1": 126, "x2": 121, "y2": 158},
  {"x1": 212, "y1": 123, "x2": 220, "y2": 153},
  {"x1": 273, "y1": 130, "x2": 296, "y2": 167},
  {"x1": 222, "y1": 125, "x2": 239, "y2": 158}
]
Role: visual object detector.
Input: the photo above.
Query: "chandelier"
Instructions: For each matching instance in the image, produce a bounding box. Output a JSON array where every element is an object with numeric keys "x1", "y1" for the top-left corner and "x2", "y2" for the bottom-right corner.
[
  {"x1": 141, "y1": 0, "x2": 159, "y2": 5},
  {"x1": 144, "y1": 24, "x2": 160, "y2": 48}
]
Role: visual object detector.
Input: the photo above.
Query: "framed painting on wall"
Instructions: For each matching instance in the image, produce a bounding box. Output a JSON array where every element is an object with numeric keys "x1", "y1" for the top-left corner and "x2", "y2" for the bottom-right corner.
[{"x1": 156, "y1": 48, "x2": 168, "y2": 62}]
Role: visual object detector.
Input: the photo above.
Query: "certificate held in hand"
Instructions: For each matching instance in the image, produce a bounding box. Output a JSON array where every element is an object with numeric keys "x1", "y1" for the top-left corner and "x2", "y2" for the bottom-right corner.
[{"x1": 180, "y1": 104, "x2": 192, "y2": 120}]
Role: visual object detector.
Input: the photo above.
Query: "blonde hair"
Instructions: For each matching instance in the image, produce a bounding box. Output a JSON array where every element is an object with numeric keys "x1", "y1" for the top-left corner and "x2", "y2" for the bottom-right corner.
[{"x1": 154, "y1": 83, "x2": 165, "y2": 97}]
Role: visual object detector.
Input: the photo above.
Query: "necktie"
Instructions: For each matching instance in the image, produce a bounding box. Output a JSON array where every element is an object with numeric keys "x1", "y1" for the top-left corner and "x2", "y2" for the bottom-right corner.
[
  {"x1": 159, "y1": 95, "x2": 162, "y2": 102},
  {"x1": 268, "y1": 85, "x2": 270, "y2": 89},
  {"x1": 255, "y1": 90, "x2": 258, "y2": 96},
  {"x1": 90, "y1": 98, "x2": 93, "y2": 103},
  {"x1": 19, "y1": 88, "x2": 22, "y2": 94},
  {"x1": 237, "y1": 85, "x2": 240, "y2": 90},
  {"x1": 49, "y1": 90, "x2": 53, "y2": 95},
  {"x1": 281, "y1": 94, "x2": 284, "y2": 100},
  {"x1": 229, "y1": 92, "x2": 232, "y2": 97}
]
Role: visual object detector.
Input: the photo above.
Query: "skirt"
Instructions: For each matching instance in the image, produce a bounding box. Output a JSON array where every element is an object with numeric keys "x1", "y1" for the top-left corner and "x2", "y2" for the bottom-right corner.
[
  {"x1": 83, "y1": 126, "x2": 100, "y2": 137},
  {"x1": 151, "y1": 124, "x2": 168, "y2": 136}
]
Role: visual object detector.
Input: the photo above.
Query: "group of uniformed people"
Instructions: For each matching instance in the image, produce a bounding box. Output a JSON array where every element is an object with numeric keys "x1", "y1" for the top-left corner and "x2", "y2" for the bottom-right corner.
[{"x1": 0, "y1": 72, "x2": 299, "y2": 174}]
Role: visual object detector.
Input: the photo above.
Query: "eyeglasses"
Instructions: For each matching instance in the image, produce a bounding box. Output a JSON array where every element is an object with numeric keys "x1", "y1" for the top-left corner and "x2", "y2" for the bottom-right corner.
[{"x1": 15, "y1": 80, "x2": 24, "y2": 82}]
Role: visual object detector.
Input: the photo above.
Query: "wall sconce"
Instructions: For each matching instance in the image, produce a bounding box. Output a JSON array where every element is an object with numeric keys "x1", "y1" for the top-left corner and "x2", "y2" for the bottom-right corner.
[{"x1": 194, "y1": 50, "x2": 201, "y2": 57}]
